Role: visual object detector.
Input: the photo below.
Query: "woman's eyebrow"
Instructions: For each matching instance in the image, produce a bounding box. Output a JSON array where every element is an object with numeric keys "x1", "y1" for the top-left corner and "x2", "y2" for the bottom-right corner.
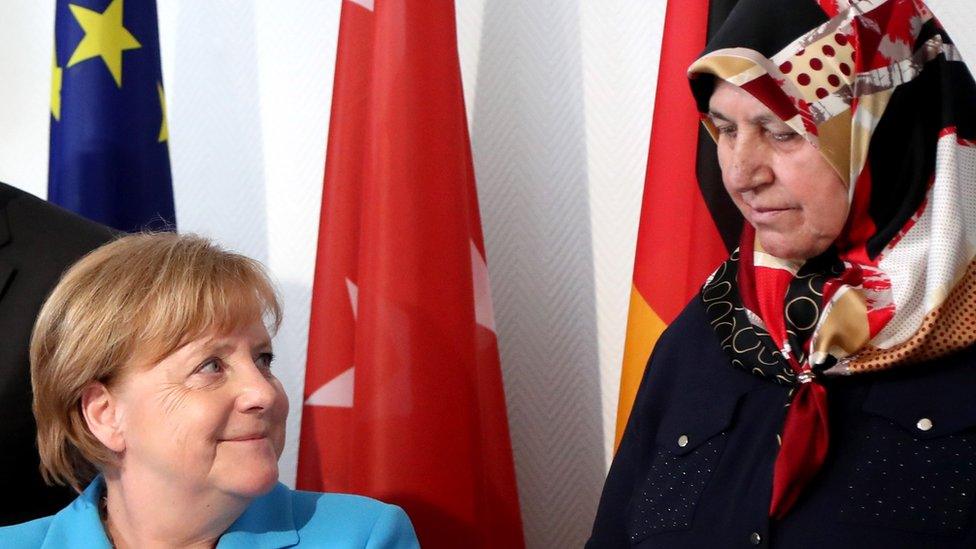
[
  {"x1": 194, "y1": 338, "x2": 236, "y2": 357},
  {"x1": 707, "y1": 110, "x2": 729, "y2": 121},
  {"x1": 192, "y1": 334, "x2": 273, "y2": 357},
  {"x1": 753, "y1": 115, "x2": 784, "y2": 126},
  {"x1": 708, "y1": 109, "x2": 780, "y2": 127}
]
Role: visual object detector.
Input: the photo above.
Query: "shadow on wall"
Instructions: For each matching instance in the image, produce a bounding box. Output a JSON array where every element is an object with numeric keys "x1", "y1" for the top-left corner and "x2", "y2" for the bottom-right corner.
[
  {"x1": 166, "y1": 0, "x2": 269, "y2": 263},
  {"x1": 469, "y1": 0, "x2": 605, "y2": 546},
  {"x1": 274, "y1": 279, "x2": 315, "y2": 487}
]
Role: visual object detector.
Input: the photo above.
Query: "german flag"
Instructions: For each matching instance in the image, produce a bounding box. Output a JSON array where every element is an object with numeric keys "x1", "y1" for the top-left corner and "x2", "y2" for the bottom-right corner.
[{"x1": 615, "y1": 0, "x2": 743, "y2": 447}]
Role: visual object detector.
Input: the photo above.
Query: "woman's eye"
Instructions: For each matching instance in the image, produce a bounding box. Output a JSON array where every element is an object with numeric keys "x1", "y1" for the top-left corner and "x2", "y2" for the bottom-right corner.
[
  {"x1": 256, "y1": 352, "x2": 275, "y2": 371},
  {"x1": 196, "y1": 359, "x2": 223, "y2": 375},
  {"x1": 769, "y1": 129, "x2": 800, "y2": 142},
  {"x1": 716, "y1": 125, "x2": 736, "y2": 137}
]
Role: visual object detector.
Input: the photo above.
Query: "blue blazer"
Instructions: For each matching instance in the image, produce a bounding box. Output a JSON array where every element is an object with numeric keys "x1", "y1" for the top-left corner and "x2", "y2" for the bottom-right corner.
[{"x1": 0, "y1": 476, "x2": 419, "y2": 548}]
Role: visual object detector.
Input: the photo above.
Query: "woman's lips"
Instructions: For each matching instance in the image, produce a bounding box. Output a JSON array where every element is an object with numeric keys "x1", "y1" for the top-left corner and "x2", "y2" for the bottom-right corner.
[
  {"x1": 221, "y1": 434, "x2": 268, "y2": 442},
  {"x1": 749, "y1": 206, "x2": 794, "y2": 224}
]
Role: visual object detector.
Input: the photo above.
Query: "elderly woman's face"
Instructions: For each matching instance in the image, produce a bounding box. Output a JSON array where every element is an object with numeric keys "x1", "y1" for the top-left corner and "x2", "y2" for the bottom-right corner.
[
  {"x1": 708, "y1": 80, "x2": 849, "y2": 260},
  {"x1": 112, "y1": 319, "x2": 287, "y2": 498}
]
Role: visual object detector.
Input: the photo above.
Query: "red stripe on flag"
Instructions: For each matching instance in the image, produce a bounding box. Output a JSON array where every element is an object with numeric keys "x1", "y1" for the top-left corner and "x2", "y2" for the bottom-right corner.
[
  {"x1": 616, "y1": 0, "x2": 731, "y2": 444},
  {"x1": 297, "y1": 2, "x2": 524, "y2": 547},
  {"x1": 632, "y1": 0, "x2": 728, "y2": 325}
]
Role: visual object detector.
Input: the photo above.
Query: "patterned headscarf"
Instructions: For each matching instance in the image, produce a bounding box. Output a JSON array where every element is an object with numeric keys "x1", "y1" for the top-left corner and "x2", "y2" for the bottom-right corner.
[{"x1": 689, "y1": 0, "x2": 976, "y2": 518}]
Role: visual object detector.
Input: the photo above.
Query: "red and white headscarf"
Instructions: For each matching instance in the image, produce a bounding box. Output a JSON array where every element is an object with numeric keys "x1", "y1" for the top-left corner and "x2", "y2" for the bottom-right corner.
[{"x1": 690, "y1": 0, "x2": 976, "y2": 518}]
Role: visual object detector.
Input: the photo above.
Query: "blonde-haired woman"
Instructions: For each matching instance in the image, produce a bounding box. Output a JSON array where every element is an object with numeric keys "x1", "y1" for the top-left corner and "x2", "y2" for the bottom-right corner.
[{"x1": 1, "y1": 233, "x2": 419, "y2": 548}]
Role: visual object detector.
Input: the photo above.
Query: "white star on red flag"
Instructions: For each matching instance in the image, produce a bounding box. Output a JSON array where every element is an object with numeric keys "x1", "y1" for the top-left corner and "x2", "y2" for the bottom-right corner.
[
  {"x1": 304, "y1": 278, "x2": 359, "y2": 408},
  {"x1": 347, "y1": 0, "x2": 373, "y2": 11}
]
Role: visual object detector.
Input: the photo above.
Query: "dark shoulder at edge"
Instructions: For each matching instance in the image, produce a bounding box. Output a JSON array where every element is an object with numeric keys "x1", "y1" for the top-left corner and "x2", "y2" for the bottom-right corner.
[{"x1": 0, "y1": 182, "x2": 117, "y2": 252}]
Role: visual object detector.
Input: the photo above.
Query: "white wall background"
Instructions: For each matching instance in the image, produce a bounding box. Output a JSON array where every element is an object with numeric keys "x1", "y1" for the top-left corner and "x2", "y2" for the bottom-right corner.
[{"x1": 1, "y1": 1, "x2": 974, "y2": 547}]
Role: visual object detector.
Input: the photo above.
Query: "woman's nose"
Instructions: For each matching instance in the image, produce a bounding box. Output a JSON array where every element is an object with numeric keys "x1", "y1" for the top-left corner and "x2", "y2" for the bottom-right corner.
[
  {"x1": 726, "y1": 136, "x2": 773, "y2": 192},
  {"x1": 236, "y1": 361, "x2": 278, "y2": 413}
]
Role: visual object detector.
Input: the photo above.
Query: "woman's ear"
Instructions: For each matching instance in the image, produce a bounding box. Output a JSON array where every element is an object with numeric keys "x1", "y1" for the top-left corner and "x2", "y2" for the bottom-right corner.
[{"x1": 81, "y1": 382, "x2": 126, "y2": 453}]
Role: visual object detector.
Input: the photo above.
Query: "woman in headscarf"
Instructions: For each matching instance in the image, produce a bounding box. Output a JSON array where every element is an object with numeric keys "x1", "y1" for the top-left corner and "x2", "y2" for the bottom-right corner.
[{"x1": 588, "y1": 0, "x2": 976, "y2": 546}]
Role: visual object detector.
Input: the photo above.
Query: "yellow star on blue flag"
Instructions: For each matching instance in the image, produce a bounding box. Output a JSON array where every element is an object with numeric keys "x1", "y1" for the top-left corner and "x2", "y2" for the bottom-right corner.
[
  {"x1": 66, "y1": 0, "x2": 142, "y2": 87},
  {"x1": 50, "y1": 0, "x2": 175, "y2": 232}
]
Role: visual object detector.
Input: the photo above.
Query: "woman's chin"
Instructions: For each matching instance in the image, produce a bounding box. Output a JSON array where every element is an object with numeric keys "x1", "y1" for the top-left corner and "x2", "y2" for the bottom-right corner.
[
  {"x1": 220, "y1": 465, "x2": 280, "y2": 498},
  {"x1": 756, "y1": 232, "x2": 829, "y2": 262},
  {"x1": 211, "y1": 452, "x2": 281, "y2": 498}
]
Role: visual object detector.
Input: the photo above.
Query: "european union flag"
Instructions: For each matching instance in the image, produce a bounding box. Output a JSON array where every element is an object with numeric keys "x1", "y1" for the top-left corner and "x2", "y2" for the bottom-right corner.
[{"x1": 49, "y1": 0, "x2": 175, "y2": 232}]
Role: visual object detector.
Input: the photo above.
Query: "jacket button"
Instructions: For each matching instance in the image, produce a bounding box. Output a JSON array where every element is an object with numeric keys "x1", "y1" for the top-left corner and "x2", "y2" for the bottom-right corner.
[
  {"x1": 916, "y1": 418, "x2": 934, "y2": 431},
  {"x1": 750, "y1": 532, "x2": 763, "y2": 545},
  {"x1": 677, "y1": 435, "x2": 689, "y2": 447}
]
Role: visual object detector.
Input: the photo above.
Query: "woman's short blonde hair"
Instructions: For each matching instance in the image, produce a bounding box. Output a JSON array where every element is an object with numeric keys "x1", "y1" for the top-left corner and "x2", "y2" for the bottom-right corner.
[{"x1": 30, "y1": 233, "x2": 281, "y2": 492}]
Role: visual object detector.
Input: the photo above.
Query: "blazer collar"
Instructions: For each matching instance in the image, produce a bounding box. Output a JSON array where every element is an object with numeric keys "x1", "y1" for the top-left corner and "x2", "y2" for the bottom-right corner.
[
  {"x1": 218, "y1": 483, "x2": 300, "y2": 548},
  {"x1": 0, "y1": 262, "x2": 14, "y2": 302},
  {"x1": 39, "y1": 477, "x2": 299, "y2": 549},
  {"x1": 40, "y1": 477, "x2": 112, "y2": 549}
]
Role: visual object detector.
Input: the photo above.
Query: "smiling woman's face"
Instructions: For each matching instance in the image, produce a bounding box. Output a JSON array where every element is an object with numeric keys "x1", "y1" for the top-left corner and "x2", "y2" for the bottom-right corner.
[
  {"x1": 708, "y1": 80, "x2": 850, "y2": 261},
  {"x1": 111, "y1": 319, "x2": 288, "y2": 499}
]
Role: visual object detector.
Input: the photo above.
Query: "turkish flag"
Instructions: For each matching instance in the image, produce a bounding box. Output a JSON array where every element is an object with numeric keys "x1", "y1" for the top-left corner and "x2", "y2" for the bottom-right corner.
[{"x1": 296, "y1": 1, "x2": 524, "y2": 547}]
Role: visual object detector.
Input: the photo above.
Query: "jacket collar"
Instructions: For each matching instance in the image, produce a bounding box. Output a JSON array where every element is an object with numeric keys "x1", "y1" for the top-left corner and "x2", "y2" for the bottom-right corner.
[
  {"x1": 40, "y1": 477, "x2": 112, "y2": 549},
  {"x1": 218, "y1": 483, "x2": 300, "y2": 548},
  {"x1": 0, "y1": 261, "x2": 14, "y2": 303},
  {"x1": 40, "y1": 476, "x2": 300, "y2": 549}
]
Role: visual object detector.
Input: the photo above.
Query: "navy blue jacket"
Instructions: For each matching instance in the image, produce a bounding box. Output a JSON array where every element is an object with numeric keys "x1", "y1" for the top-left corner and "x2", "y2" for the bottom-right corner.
[{"x1": 588, "y1": 296, "x2": 976, "y2": 548}]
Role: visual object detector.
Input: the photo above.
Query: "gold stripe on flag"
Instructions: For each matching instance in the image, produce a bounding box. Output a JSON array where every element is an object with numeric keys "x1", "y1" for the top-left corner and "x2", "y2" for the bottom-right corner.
[{"x1": 615, "y1": 285, "x2": 667, "y2": 448}]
